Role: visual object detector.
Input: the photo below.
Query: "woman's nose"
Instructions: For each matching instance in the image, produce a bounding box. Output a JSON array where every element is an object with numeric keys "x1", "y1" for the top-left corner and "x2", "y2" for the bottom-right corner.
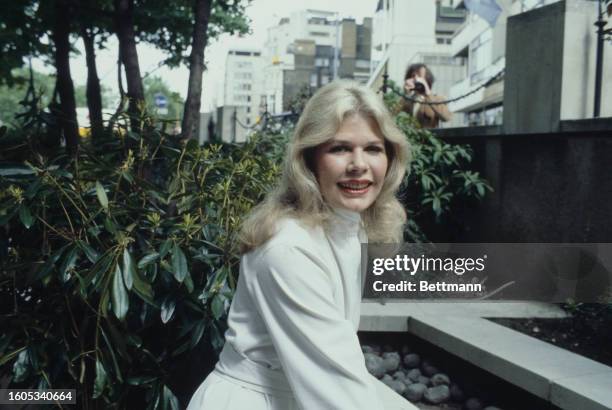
[{"x1": 348, "y1": 150, "x2": 367, "y2": 173}]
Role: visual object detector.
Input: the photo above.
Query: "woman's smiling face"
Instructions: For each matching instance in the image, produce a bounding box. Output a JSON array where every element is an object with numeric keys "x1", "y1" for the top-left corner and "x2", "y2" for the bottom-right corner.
[{"x1": 313, "y1": 114, "x2": 389, "y2": 213}]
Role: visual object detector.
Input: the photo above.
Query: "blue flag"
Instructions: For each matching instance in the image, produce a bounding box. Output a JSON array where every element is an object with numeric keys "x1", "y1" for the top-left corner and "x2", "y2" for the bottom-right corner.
[{"x1": 464, "y1": 0, "x2": 503, "y2": 27}]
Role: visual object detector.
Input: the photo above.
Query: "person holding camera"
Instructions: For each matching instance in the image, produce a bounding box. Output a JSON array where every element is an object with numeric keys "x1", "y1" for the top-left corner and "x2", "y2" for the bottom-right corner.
[{"x1": 402, "y1": 63, "x2": 451, "y2": 128}]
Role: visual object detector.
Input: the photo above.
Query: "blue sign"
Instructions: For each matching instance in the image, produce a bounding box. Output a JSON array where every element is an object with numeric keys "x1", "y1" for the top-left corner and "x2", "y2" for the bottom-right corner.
[{"x1": 154, "y1": 93, "x2": 168, "y2": 109}]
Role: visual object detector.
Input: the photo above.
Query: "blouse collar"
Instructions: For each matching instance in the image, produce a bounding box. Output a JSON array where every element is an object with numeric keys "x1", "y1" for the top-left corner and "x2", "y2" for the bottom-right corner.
[{"x1": 329, "y1": 207, "x2": 362, "y2": 235}]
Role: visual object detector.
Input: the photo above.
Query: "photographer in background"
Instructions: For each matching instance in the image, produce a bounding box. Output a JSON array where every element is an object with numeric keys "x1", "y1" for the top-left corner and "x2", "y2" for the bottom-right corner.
[{"x1": 402, "y1": 63, "x2": 452, "y2": 128}]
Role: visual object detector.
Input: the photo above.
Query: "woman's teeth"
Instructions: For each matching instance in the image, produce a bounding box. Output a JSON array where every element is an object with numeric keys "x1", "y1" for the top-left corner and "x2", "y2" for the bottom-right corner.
[{"x1": 338, "y1": 182, "x2": 371, "y2": 191}]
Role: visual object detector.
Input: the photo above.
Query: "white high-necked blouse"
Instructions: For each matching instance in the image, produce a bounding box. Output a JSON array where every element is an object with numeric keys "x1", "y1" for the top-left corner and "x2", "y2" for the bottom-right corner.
[{"x1": 212, "y1": 208, "x2": 412, "y2": 410}]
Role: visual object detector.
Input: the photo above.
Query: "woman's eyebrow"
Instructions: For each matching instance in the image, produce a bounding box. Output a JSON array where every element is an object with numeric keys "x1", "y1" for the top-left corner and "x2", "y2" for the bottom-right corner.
[
  {"x1": 366, "y1": 140, "x2": 385, "y2": 145},
  {"x1": 330, "y1": 138, "x2": 384, "y2": 145},
  {"x1": 328, "y1": 139, "x2": 352, "y2": 144}
]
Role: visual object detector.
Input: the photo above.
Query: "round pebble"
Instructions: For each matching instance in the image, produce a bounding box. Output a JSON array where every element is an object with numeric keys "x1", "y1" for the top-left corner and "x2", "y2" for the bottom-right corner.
[
  {"x1": 407, "y1": 368, "x2": 422, "y2": 382},
  {"x1": 417, "y1": 376, "x2": 430, "y2": 386},
  {"x1": 404, "y1": 383, "x2": 427, "y2": 402},
  {"x1": 421, "y1": 360, "x2": 439, "y2": 377},
  {"x1": 392, "y1": 370, "x2": 406, "y2": 380},
  {"x1": 423, "y1": 385, "x2": 450, "y2": 404},
  {"x1": 431, "y1": 373, "x2": 451, "y2": 386},
  {"x1": 389, "y1": 379, "x2": 407, "y2": 395},
  {"x1": 403, "y1": 353, "x2": 420, "y2": 368},
  {"x1": 361, "y1": 345, "x2": 374, "y2": 354},
  {"x1": 364, "y1": 353, "x2": 386, "y2": 378},
  {"x1": 382, "y1": 352, "x2": 401, "y2": 372}
]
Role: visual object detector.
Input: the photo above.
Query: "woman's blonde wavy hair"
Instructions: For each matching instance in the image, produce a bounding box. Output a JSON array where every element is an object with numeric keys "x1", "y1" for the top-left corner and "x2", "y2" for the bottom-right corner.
[{"x1": 237, "y1": 80, "x2": 411, "y2": 254}]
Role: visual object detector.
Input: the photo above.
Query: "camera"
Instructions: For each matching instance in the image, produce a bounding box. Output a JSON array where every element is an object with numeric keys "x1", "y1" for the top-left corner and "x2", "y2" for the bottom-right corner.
[{"x1": 413, "y1": 81, "x2": 426, "y2": 94}]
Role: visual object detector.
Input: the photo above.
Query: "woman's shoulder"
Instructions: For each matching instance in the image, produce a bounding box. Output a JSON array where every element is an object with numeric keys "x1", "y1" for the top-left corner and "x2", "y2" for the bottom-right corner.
[
  {"x1": 265, "y1": 216, "x2": 324, "y2": 252},
  {"x1": 242, "y1": 216, "x2": 326, "y2": 266}
]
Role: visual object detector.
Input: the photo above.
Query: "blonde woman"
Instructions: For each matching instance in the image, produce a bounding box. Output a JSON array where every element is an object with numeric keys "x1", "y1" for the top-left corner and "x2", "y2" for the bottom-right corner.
[{"x1": 187, "y1": 80, "x2": 416, "y2": 410}]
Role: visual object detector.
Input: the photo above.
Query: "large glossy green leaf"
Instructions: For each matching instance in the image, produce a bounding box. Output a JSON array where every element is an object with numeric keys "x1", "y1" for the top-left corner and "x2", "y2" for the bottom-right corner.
[
  {"x1": 77, "y1": 241, "x2": 100, "y2": 264},
  {"x1": 95, "y1": 181, "x2": 108, "y2": 209},
  {"x1": 183, "y1": 272, "x2": 194, "y2": 293},
  {"x1": 100, "y1": 286, "x2": 110, "y2": 318},
  {"x1": 0, "y1": 346, "x2": 25, "y2": 367},
  {"x1": 104, "y1": 217, "x2": 117, "y2": 235},
  {"x1": 137, "y1": 252, "x2": 159, "y2": 269},
  {"x1": 84, "y1": 251, "x2": 114, "y2": 290},
  {"x1": 211, "y1": 294, "x2": 225, "y2": 320},
  {"x1": 18, "y1": 205, "x2": 34, "y2": 228},
  {"x1": 126, "y1": 375, "x2": 157, "y2": 386},
  {"x1": 132, "y1": 268, "x2": 154, "y2": 305},
  {"x1": 100, "y1": 328, "x2": 123, "y2": 383},
  {"x1": 112, "y1": 264, "x2": 129, "y2": 320},
  {"x1": 171, "y1": 244, "x2": 187, "y2": 283},
  {"x1": 93, "y1": 359, "x2": 107, "y2": 399},
  {"x1": 159, "y1": 239, "x2": 172, "y2": 259},
  {"x1": 0, "y1": 164, "x2": 35, "y2": 176},
  {"x1": 162, "y1": 385, "x2": 180, "y2": 410},
  {"x1": 160, "y1": 297, "x2": 176, "y2": 324},
  {"x1": 12, "y1": 349, "x2": 29, "y2": 383},
  {"x1": 122, "y1": 249, "x2": 135, "y2": 290},
  {"x1": 59, "y1": 247, "x2": 79, "y2": 283},
  {"x1": 190, "y1": 320, "x2": 206, "y2": 348}
]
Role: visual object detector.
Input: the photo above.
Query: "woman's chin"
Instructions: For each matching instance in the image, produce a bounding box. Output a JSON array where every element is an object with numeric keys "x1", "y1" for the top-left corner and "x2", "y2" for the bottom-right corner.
[{"x1": 334, "y1": 197, "x2": 375, "y2": 213}]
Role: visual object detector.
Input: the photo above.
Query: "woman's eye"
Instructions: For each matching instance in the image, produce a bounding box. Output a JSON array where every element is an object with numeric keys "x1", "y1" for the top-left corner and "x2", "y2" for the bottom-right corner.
[
  {"x1": 366, "y1": 146, "x2": 384, "y2": 153},
  {"x1": 330, "y1": 146, "x2": 350, "y2": 153}
]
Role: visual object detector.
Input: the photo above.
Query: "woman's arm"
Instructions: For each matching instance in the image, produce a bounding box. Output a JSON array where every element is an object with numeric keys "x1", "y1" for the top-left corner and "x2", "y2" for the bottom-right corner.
[
  {"x1": 245, "y1": 243, "x2": 382, "y2": 410},
  {"x1": 426, "y1": 95, "x2": 452, "y2": 122}
]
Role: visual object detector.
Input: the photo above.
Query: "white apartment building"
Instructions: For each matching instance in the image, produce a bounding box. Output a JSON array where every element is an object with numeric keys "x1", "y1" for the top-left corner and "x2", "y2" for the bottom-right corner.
[
  {"x1": 223, "y1": 49, "x2": 264, "y2": 132},
  {"x1": 262, "y1": 10, "x2": 374, "y2": 114},
  {"x1": 368, "y1": 0, "x2": 466, "y2": 127},
  {"x1": 447, "y1": 0, "x2": 612, "y2": 127},
  {"x1": 262, "y1": 10, "x2": 340, "y2": 114}
]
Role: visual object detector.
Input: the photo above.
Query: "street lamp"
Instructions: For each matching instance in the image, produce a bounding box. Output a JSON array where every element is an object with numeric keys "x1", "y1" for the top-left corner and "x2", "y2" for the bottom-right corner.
[{"x1": 593, "y1": 0, "x2": 612, "y2": 117}]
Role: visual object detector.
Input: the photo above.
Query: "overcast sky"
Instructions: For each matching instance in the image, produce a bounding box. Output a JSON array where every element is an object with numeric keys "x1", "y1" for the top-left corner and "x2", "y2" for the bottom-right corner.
[{"x1": 33, "y1": 0, "x2": 378, "y2": 112}]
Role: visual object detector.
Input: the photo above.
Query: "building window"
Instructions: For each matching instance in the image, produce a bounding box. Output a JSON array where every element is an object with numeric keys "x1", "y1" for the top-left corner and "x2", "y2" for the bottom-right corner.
[
  {"x1": 310, "y1": 73, "x2": 318, "y2": 87},
  {"x1": 315, "y1": 58, "x2": 330, "y2": 67},
  {"x1": 321, "y1": 75, "x2": 330, "y2": 85},
  {"x1": 436, "y1": 37, "x2": 445, "y2": 44},
  {"x1": 469, "y1": 29, "x2": 492, "y2": 84},
  {"x1": 309, "y1": 31, "x2": 329, "y2": 37},
  {"x1": 355, "y1": 59, "x2": 370, "y2": 69}
]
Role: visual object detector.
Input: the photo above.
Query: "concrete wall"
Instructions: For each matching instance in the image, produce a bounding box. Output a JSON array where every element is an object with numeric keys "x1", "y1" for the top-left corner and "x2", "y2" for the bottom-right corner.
[
  {"x1": 503, "y1": 0, "x2": 612, "y2": 134},
  {"x1": 430, "y1": 119, "x2": 612, "y2": 242},
  {"x1": 216, "y1": 106, "x2": 248, "y2": 143}
]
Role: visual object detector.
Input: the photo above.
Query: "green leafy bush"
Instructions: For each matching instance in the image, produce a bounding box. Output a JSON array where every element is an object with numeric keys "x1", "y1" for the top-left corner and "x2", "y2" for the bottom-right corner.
[{"x1": 0, "y1": 109, "x2": 287, "y2": 407}]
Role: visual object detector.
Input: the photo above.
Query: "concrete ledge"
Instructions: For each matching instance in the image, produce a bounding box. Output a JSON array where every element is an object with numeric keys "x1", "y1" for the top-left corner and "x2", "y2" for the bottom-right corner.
[
  {"x1": 406, "y1": 314, "x2": 612, "y2": 410},
  {"x1": 359, "y1": 301, "x2": 566, "y2": 332}
]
